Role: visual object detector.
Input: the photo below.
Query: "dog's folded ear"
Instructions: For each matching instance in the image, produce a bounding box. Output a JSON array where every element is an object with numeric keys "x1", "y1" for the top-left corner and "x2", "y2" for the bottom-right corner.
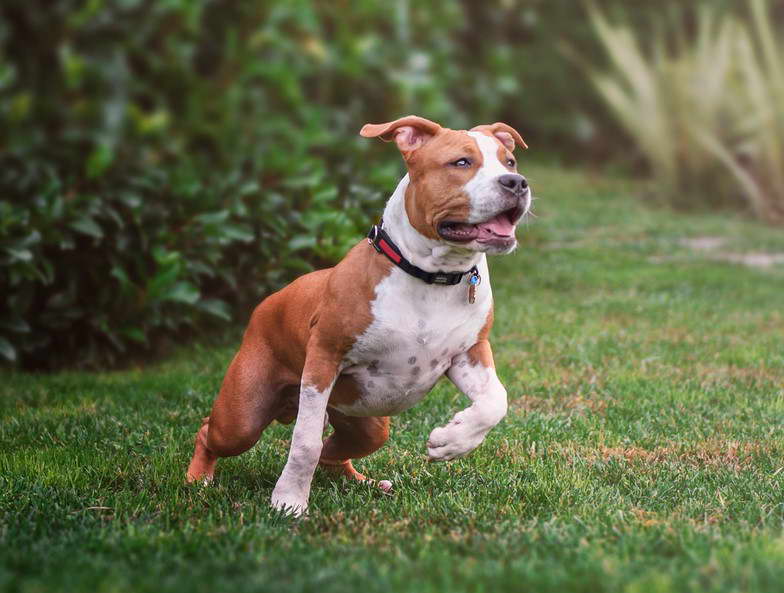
[
  {"x1": 470, "y1": 122, "x2": 528, "y2": 151},
  {"x1": 360, "y1": 116, "x2": 441, "y2": 155}
]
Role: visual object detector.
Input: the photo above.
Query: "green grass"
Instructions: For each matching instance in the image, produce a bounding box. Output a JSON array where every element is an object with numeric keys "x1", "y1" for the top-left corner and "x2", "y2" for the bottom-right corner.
[{"x1": 2, "y1": 164, "x2": 784, "y2": 593}]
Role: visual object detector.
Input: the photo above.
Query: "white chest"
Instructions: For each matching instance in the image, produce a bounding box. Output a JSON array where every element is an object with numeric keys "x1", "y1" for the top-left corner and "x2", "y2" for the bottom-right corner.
[{"x1": 334, "y1": 262, "x2": 492, "y2": 417}]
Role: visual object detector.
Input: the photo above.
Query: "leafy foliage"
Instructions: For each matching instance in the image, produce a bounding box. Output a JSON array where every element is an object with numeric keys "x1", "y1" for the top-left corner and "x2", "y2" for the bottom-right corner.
[{"x1": 0, "y1": 1, "x2": 412, "y2": 368}]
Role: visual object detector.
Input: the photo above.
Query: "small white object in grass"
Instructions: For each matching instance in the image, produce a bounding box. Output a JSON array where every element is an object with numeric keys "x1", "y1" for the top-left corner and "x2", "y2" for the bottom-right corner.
[{"x1": 378, "y1": 480, "x2": 393, "y2": 492}]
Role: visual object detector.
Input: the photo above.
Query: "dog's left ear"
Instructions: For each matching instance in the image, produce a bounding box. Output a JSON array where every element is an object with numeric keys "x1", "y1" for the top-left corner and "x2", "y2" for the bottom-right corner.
[
  {"x1": 359, "y1": 115, "x2": 442, "y2": 156},
  {"x1": 471, "y1": 122, "x2": 528, "y2": 151}
]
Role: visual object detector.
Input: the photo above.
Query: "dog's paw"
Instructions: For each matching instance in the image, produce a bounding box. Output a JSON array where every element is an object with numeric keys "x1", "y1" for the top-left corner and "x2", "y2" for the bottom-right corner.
[
  {"x1": 185, "y1": 469, "x2": 214, "y2": 486},
  {"x1": 426, "y1": 421, "x2": 486, "y2": 462},
  {"x1": 270, "y1": 490, "x2": 308, "y2": 517}
]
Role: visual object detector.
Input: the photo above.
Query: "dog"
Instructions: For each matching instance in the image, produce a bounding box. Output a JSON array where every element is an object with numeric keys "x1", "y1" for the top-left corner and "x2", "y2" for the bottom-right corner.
[{"x1": 186, "y1": 115, "x2": 530, "y2": 516}]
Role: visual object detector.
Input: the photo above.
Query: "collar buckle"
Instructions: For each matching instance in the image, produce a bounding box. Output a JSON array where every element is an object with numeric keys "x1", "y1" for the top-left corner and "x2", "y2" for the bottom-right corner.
[{"x1": 367, "y1": 224, "x2": 382, "y2": 252}]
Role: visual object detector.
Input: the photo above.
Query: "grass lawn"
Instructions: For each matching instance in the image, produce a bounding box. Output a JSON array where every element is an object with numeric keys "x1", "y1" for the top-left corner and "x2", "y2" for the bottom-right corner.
[{"x1": 2, "y1": 164, "x2": 784, "y2": 593}]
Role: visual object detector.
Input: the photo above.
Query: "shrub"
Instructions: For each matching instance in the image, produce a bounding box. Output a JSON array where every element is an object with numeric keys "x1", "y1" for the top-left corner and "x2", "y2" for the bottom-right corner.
[
  {"x1": 586, "y1": 0, "x2": 784, "y2": 222},
  {"x1": 0, "y1": 1, "x2": 409, "y2": 368}
]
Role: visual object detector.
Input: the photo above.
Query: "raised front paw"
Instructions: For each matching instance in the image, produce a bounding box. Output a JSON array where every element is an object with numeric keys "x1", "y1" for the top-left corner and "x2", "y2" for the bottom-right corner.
[
  {"x1": 426, "y1": 420, "x2": 487, "y2": 462},
  {"x1": 270, "y1": 488, "x2": 308, "y2": 517}
]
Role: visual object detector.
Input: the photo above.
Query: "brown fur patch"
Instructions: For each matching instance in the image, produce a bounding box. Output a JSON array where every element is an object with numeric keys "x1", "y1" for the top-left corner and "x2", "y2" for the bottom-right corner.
[
  {"x1": 246, "y1": 239, "x2": 395, "y2": 394},
  {"x1": 193, "y1": 239, "x2": 394, "y2": 470},
  {"x1": 466, "y1": 308, "x2": 495, "y2": 368},
  {"x1": 328, "y1": 374, "x2": 363, "y2": 407},
  {"x1": 320, "y1": 409, "x2": 390, "y2": 464},
  {"x1": 403, "y1": 129, "x2": 482, "y2": 239}
]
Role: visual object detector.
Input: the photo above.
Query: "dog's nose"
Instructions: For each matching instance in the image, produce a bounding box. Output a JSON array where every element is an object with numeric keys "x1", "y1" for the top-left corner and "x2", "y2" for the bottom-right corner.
[{"x1": 497, "y1": 174, "x2": 528, "y2": 194}]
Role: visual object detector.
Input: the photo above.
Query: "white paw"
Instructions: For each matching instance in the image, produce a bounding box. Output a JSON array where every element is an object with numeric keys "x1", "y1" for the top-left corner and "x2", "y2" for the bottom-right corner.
[
  {"x1": 426, "y1": 420, "x2": 487, "y2": 462},
  {"x1": 270, "y1": 490, "x2": 308, "y2": 517}
]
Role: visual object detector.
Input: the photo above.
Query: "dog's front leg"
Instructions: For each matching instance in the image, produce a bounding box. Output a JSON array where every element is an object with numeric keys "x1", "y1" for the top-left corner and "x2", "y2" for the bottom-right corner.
[
  {"x1": 427, "y1": 340, "x2": 508, "y2": 462},
  {"x1": 271, "y1": 349, "x2": 340, "y2": 516}
]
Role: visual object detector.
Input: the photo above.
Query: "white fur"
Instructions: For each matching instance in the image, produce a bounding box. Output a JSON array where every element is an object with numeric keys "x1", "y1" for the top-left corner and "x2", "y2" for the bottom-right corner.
[
  {"x1": 379, "y1": 175, "x2": 483, "y2": 272},
  {"x1": 427, "y1": 354, "x2": 507, "y2": 461},
  {"x1": 464, "y1": 131, "x2": 532, "y2": 223},
  {"x1": 336, "y1": 260, "x2": 493, "y2": 417},
  {"x1": 335, "y1": 176, "x2": 493, "y2": 417},
  {"x1": 271, "y1": 381, "x2": 332, "y2": 516},
  {"x1": 336, "y1": 170, "x2": 508, "y2": 460}
]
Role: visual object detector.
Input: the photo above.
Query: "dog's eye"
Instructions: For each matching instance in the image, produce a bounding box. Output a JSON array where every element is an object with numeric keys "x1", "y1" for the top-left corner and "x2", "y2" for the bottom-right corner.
[
  {"x1": 507, "y1": 158, "x2": 516, "y2": 167},
  {"x1": 451, "y1": 158, "x2": 471, "y2": 168}
]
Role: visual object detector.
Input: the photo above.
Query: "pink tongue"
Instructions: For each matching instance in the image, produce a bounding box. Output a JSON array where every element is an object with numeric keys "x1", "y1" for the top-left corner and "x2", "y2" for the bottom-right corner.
[{"x1": 477, "y1": 213, "x2": 515, "y2": 238}]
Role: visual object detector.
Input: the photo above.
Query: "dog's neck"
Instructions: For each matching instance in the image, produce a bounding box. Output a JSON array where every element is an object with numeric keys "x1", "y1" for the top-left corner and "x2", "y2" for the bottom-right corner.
[{"x1": 381, "y1": 174, "x2": 484, "y2": 274}]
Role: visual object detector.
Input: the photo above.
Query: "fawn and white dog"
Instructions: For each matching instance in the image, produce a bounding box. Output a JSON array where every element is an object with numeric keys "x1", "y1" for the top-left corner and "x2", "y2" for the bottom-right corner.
[{"x1": 186, "y1": 115, "x2": 530, "y2": 516}]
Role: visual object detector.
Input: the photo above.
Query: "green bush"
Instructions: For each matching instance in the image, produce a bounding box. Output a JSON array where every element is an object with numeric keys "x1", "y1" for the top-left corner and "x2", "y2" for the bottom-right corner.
[{"x1": 0, "y1": 0, "x2": 409, "y2": 368}]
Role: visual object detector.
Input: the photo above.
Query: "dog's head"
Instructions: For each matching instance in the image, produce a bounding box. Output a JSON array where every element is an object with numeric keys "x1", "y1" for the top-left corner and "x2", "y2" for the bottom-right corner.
[{"x1": 361, "y1": 115, "x2": 530, "y2": 254}]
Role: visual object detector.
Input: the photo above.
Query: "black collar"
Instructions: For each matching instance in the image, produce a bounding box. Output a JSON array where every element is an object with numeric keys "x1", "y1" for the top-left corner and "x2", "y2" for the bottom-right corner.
[{"x1": 367, "y1": 221, "x2": 479, "y2": 286}]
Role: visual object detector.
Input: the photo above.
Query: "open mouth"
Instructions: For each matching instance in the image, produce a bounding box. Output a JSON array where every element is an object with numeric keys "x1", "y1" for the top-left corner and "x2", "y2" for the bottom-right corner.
[{"x1": 437, "y1": 206, "x2": 523, "y2": 244}]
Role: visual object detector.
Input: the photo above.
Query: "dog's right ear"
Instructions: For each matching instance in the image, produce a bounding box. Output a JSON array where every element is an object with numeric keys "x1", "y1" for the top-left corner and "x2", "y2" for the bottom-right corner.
[
  {"x1": 470, "y1": 122, "x2": 528, "y2": 151},
  {"x1": 360, "y1": 115, "x2": 441, "y2": 156}
]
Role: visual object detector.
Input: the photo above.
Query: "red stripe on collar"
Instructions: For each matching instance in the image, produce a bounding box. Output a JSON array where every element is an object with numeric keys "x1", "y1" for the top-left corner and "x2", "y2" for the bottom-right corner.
[{"x1": 378, "y1": 239, "x2": 402, "y2": 263}]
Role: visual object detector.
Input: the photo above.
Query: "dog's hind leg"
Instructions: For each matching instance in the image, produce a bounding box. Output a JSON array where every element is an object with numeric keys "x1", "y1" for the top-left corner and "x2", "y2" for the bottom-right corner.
[
  {"x1": 319, "y1": 409, "x2": 391, "y2": 490},
  {"x1": 186, "y1": 344, "x2": 286, "y2": 484},
  {"x1": 187, "y1": 415, "x2": 218, "y2": 483}
]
